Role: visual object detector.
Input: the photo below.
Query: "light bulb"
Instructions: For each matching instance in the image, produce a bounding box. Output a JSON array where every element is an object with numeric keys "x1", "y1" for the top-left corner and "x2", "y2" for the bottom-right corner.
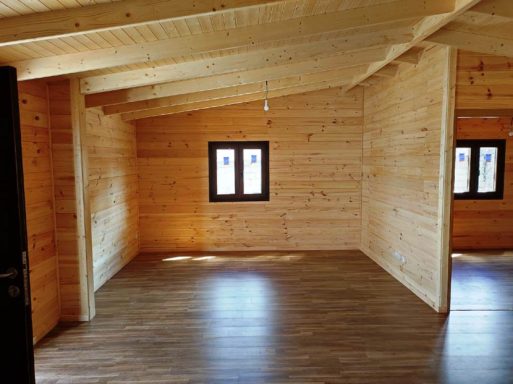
[{"x1": 263, "y1": 99, "x2": 270, "y2": 112}]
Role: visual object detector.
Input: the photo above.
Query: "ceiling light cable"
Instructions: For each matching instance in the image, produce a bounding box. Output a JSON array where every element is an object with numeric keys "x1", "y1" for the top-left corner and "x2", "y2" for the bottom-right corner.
[{"x1": 263, "y1": 80, "x2": 270, "y2": 112}]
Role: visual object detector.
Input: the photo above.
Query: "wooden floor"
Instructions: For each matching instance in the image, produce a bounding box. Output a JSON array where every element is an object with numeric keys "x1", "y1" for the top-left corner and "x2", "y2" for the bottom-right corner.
[
  {"x1": 451, "y1": 251, "x2": 513, "y2": 310},
  {"x1": 35, "y1": 251, "x2": 513, "y2": 384}
]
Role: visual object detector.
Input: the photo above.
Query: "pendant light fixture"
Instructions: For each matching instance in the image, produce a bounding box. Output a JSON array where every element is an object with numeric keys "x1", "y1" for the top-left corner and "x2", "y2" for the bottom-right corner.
[{"x1": 263, "y1": 80, "x2": 270, "y2": 112}]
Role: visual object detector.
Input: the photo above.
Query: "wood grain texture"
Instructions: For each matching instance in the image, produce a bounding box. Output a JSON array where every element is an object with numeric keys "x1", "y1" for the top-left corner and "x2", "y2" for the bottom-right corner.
[
  {"x1": 0, "y1": 0, "x2": 283, "y2": 46},
  {"x1": 18, "y1": 79, "x2": 60, "y2": 343},
  {"x1": 361, "y1": 46, "x2": 451, "y2": 311},
  {"x1": 35, "y1": 250, "x2": 513, "y2": 383},
  {"x1": 48, "y1": 80, "x2": 93, "y2": 322},
  {"x1": 452, "y1": 117, "x2": 513, "y2": 250},
  {"x1": 86, "y1": 108, "x2": 140, "y2": 291},
  {"x1": 136, "y1": 87, "x2": 363, "y2": 252},
  {"x1": 5, "y1": 0, "x2": 449, "y2": 80},
  {"x1": 456, "y1": 50, "x2": 513, "y2": 111}
]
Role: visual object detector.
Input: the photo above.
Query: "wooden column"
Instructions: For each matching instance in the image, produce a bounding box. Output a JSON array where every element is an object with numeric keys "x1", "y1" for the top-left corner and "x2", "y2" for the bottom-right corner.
[
  {"x1": 48, "y1": 79, "x2": 95, "y2": 321},
  {"x1": 437, "y1": 46, "x2": 457, "y2": 314}
]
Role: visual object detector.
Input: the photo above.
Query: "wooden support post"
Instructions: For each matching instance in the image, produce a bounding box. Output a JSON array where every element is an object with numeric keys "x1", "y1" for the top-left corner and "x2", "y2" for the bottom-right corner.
[
  {"x1": 70, "y1": 79, "x2": 96, "y2": 320},
  {"x1": 49, "y1": 79, "x2": 95, "y2": 321},
  {"x1": 437, "y1": 46, "x2": 458, "y2": 314}
]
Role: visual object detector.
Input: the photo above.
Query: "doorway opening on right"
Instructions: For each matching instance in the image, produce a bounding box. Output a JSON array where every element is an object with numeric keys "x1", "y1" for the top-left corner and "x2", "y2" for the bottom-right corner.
[{"x1": 451, "y1": 116, "x2": 513, "y2": 311}]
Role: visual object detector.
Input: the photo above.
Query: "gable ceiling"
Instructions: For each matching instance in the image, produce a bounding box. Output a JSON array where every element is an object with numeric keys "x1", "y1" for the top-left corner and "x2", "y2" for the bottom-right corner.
[{"x1": 0, "y1": 0, "x2": 510, "y2": 120}]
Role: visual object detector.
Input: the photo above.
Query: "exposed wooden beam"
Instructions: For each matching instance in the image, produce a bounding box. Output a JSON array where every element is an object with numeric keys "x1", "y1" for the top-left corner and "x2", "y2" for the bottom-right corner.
[
  {"x1": 104, "y1": 66, "x2": 365, "y2": 116},
  {"x1": 104, "y1": 83, "x2": 268, "y2": 115},
  {"x1": 6, "y1": 0, "x2": 454, "y2": 80},
  {"x1": 0, "y1": 0, "x2": 285, "y2": 47},
  {"x1": 426, "y1": 28, "x2": 513, "y2": 58},
  {"x1": 122, "y1": 79, "x2": 353, "y2": 121},
  {"x1": 343, "y1": 0, "x2": 483, "y2": 91},
  {"x1": 84, "y1": 50, "x2": 381, "y2": 107},
  {"x1": 82, "y1": 28, "x2": 413, "y2": 94}
]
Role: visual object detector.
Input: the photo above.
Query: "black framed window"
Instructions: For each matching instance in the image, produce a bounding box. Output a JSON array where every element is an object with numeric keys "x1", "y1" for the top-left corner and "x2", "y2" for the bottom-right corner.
[
  {"x1": 208, "y1": 141, "x2": 269, "y2": 202},
  {"x1": 454, "y1": 139, "x2": 506, "y2": 200}
]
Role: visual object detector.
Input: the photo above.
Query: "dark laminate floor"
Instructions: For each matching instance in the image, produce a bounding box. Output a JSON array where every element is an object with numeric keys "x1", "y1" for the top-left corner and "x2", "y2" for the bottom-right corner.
[
  {"x1": 451, "y1": 251, "x2": 513, "y2": 311},
  {"x1": 35, "y1": 251, "x2": 513, "y2": 384}
]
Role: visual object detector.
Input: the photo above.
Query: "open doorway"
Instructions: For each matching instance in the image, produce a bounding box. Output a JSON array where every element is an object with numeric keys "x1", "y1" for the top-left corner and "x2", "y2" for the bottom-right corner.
[{"x1": 450, "y1": 116, "x2": 513, "y2": 311}]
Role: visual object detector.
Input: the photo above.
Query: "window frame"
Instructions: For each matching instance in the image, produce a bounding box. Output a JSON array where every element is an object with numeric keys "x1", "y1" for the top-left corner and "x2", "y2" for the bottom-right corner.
[
  {"x1": 208, "y1": 141, "x2": 270, "y2": 202},
  {"x1": 454, "y1": 139, "x2": 506, "y2": 200}
]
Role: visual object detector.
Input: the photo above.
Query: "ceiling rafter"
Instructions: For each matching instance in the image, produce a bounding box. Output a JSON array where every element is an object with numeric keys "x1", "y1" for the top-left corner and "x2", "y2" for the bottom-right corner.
[
  {"x1": 343, "y1": 0, "x2": 483, "y2": 92},
  {"x1": 0, "y1": 0, "x2": 287, "y2": 47},
  {"x1": 4, "y1": 0, "x2": 453, "y2": 80},
  {"x1": 104, "y1": 65, "x2": 368, "y2": 117},
  {"x1": 84, "y1": 49, "x2": 386, "y2": 107},
  {"x1": 2, "y1": 0, "x2": 504, "y2": 120},
  {"x1": 426, "y1": 28, "x2": 513, "y2": 58},
  {"x1": 81, "y1": 27, "x2": 413, "y2": 94},
  {"x1": 121, "y1": 77, "x2": 357, "y2": 121}
]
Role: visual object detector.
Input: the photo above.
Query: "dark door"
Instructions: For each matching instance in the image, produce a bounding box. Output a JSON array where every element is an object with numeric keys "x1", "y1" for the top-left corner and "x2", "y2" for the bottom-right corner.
[{"x1": 0, "y1": 66, "x2": 36, "y2": 384}]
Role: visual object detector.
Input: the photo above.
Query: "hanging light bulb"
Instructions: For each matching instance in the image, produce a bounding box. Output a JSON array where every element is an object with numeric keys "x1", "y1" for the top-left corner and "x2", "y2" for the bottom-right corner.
[
  {"x1": 263, "y1": 99, "x2": 270, "y2": 112},
  {"x1": 263, "y1": 80, "x2": 270, "y2": 112}
]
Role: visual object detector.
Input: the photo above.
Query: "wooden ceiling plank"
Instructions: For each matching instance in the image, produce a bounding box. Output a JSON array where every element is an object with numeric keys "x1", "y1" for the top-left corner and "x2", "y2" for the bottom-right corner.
[
  {"x1": 84, "y1": 49, "x2": 378, "y2": 107},
  {"x1": 81, "y1": 32, "x2": 411, "y2": 94},
  {"x1": 0, "y1": 0, "x2": 288, "y2": 47},
  {"x1": 343, "y1": 0, "x2": 482, "y2": 91},
  {"x1": 426, "y1": 28, "x2": 513, "y2": 58},
  {"x1": 6, "y1": 0, "x2": 454, "y2": 80}
]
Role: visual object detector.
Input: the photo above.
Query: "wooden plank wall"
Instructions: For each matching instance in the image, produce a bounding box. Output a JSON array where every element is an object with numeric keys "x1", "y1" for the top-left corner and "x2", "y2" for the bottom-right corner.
[
  {"x1": 136, "y1": 87, "x2": 363, "y2": 252},
  {"x1": 453, "y1": 117, "x2": 513, "y2": 249},
  {"x1": 361, "y1": 46, "x2": 452, "y2": 310},
  {"x1": 86, "y1": 108, "x2": 139, "y2": 290},
  {"x1": 456, "y1": 50, "x2": 513, "y2": 112},
  {"x1": 19, "y1": 80, "x2": 60, "y2": 343}
]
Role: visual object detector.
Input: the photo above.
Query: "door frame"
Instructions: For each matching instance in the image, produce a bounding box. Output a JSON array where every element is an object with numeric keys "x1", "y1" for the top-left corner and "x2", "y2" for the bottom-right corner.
[{"x1": 0, "y1": 65, "x2": 36, "y2": 384}]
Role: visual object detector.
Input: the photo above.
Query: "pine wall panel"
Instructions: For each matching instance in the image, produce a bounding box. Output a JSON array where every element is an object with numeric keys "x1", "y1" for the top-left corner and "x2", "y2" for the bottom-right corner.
[
  {"x1": 86, "y1": 108, "x2": 139, "y2": 290},
  {"x1": 361, "y1": 46, "x2": 452, "y2": 310},
  {"x1": 456, "y1": 50, "x2": 513, "y2": 111},
  {"x1": 19, "y1": 80, "x2": 60, "y2": 343},
  {"x1": 136, "y1": 87, "x2": 363, "y2": 252}
]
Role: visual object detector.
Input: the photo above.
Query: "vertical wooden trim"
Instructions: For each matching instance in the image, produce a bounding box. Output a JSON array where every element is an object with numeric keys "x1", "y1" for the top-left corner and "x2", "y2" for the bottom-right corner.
[
  {"x1": 437, "y1": 47, "x2": 457, "y2": 313},
  {"x1": 45, "y1": 82, "x2": 62, "y2": 320},
  {"x1": 132, "y1": 121, "x2": 141, "y2": 254},
  {"x1": 70, "y1": 79, "x2": 96, "y2": 319},
  {"x1": 359, "y1": 87, "x2": 365, "y2": 248}
]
